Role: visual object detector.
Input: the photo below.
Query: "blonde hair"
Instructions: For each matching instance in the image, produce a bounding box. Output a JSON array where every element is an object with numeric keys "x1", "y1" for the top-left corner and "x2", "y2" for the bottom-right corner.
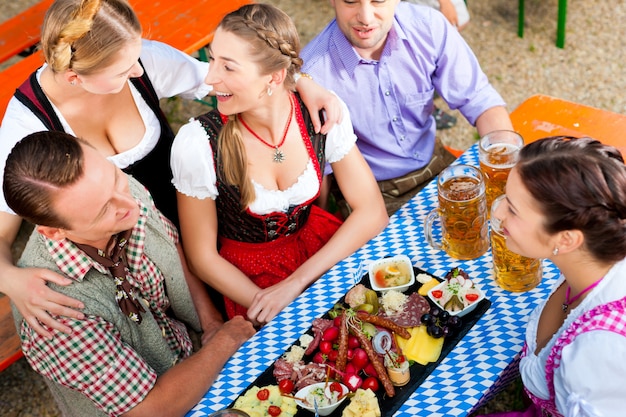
[
  {"x1": 217, "y1": 4, "x2": 303, "y2": 208},
  {"x1": 41, "y1": 0, "x2": 141, "y2": 74}
]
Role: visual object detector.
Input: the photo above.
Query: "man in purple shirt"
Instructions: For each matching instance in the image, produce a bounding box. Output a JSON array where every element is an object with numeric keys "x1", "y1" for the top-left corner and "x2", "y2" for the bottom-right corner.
[{"x1": 302, "y1": 0, "x2": 513, "y2": 214}]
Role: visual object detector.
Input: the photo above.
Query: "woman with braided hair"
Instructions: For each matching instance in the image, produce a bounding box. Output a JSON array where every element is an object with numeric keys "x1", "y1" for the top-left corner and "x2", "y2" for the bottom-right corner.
[
  {"x1": 0, "y1": 0, "x2": 342, "y2": 339},
  {"x1": 478, "y1": 136, "x2": 626, "y2": 417},
  {"x1": 172, "y1": 3, "x2": 388, "y2": 325}
]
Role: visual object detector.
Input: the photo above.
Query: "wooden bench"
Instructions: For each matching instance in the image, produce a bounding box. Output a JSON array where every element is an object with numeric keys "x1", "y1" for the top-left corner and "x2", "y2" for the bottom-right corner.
[
  {"x1": 0, "y1": 295, "x2": 21, "y2": 372},
  {"x1": 0, "y1": 0, "x2": 252, "y2": 373},
  {"x1": 511, "y1": 94, "x2": 626, "y2": 154},
  {"x1": 0, "y1": 0, "x2": 252, "y2": 116},
  {"x1": 0, "y1": 0, "x2": 53, "y2": 65}
]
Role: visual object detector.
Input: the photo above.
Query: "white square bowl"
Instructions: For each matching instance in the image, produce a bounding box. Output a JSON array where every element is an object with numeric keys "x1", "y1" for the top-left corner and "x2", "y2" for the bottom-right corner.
[
  {"x1": 368, "y1": 255, "x2": 415, "y2": 293},
  {"x1": 426, "y1": 279, "x2": 485, "y2": 317}
]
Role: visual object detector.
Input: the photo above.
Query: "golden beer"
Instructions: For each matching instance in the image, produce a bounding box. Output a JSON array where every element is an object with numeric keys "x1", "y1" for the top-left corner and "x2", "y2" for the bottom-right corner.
[
  {"x1": 438, "y1": 176, "x2": 489, "y2": 259},
  {"x1": 479, "y1": 131, "x2": 523, "y2": 211},
  {"x1": 490, "y1": 195, "x2": 542, "y2": 292},
  {"x1": 425, "y1": 165, "x2": 489, "y2": 260},
  {"x1": 491, "y1": 228, "x2": 542, "y2": 292}
]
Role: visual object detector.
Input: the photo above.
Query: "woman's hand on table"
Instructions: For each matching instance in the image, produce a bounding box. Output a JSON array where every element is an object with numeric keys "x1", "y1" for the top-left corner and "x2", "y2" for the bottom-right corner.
[{"x1": 246, "y1": 278, "x2": 305, "y2": 326}]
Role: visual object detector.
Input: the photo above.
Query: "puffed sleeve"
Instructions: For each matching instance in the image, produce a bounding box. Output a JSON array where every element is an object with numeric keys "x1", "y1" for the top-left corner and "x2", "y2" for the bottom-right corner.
[
  {"x1": 325, "y1": 95, "x2": 357, "y2": 164},
  {"x1": 554, "y1": 331, "x2": 626, "y2": 417},
  {"x1": 170, "y1": 119, "x2": 218, "y2": 200},
  {"x1": 139, "y1": 39, "x2": 211, "y2": 100}
]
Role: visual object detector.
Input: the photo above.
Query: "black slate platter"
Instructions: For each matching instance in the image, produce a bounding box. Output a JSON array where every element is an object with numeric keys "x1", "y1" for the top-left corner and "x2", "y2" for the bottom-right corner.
[{"x1": 229, "y1": 266, "x2": 491, "y2": 416}]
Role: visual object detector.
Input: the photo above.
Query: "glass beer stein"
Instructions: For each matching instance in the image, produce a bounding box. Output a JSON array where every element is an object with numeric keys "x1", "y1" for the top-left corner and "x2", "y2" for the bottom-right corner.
[
  {"x1": 478, "y1": 130, "x2": 524, "y2": 212},
  {"x1": 424, "y1": 164, "x2": 489, "y2": 260},
  {"x1": 490, "y1": 194, "x2": 542, "y2": 292}
]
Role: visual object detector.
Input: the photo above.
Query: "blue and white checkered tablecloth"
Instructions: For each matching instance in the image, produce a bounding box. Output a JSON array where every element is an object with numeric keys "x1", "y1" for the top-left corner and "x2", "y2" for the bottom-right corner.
[{"x1": 186, "y1": 144, "x2": 559, "y2": 417}]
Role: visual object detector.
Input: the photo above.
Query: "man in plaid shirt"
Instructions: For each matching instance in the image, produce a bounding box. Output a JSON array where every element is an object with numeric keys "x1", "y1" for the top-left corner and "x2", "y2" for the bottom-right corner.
[{"x1": 3, "y1": 131, "x2": 255, "y2": 417}]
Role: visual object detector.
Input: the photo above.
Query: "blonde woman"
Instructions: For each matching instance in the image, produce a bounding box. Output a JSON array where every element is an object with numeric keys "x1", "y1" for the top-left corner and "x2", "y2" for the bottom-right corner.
[{"x1": 172, "y1": 4, "x2": 388, "y2": 325}]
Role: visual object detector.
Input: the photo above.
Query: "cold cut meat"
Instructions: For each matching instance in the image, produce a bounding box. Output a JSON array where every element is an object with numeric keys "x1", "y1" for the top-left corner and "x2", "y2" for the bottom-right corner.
[
  {"x1": 378, "y1": 292, "x2": 430, "y2": 327},
  {"x1": 356, "y1": 311, "x2": 411, "y2": 339},
  {"x1": 353, "y1": 327, "x2": 395, "y2": 398},
  {"x1": 336, "y1": 312, "x2": 349, "y2": 372}
]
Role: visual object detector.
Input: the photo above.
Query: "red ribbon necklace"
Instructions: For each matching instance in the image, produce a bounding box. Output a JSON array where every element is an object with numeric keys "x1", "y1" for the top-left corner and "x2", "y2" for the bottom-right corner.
[
  {"x1": 239, "y1": 93, "x2": 294, "y2": 163},
  {"x1": 562, "y1": 276, "x2": 604, "y2": 312}
]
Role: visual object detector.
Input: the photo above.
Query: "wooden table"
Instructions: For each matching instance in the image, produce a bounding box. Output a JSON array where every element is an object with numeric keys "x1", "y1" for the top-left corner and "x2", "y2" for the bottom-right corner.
[{"x1": 187, "y1": 95, "x2": 626, "y2": 416}]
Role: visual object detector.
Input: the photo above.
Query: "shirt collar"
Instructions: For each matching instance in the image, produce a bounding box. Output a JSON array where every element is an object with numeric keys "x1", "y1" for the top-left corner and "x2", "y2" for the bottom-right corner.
[
  {"x1": 44, "y1": 198, "x2": 149, "y2": 282},
  {"x1": 329, "y1": 17, "x2": 405, "y2": 77}
]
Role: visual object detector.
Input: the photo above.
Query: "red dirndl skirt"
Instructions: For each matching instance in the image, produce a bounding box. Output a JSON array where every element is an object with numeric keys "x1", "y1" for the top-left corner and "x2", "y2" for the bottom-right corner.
[{"x1": 219, "y1": 205, "x2": 342, "y2": 319}]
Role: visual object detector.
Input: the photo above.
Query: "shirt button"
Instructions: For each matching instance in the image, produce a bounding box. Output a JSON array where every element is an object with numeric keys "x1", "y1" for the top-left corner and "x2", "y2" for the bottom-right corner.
[
  {"x1": 400, "y1": 135, "x2": 405, "y2": 141},
  {"x1": 384, "y1": 91, "x2": 390, "y2": 96},
  {"x1": 392, "y1": 116, "x2": 398, "y2": 122}
]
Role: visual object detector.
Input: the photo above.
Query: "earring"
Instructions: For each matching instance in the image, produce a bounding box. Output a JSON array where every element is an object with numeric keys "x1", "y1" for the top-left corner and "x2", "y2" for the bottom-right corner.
[
  {"x1": 267, "y1": 86, "x2": 273, "y2": 97},
  {"x1": 70, "y1": 80, "x2": 76, "y2": 86},
  {"x1": 552, "y1": 247, "x2": 559, "y2": 255}
]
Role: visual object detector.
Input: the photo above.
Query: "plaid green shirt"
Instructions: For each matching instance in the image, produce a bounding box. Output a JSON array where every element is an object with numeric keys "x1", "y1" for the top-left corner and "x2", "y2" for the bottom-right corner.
[{"x1": 20, "y1": 198, "x2": 194, "y2": 416}]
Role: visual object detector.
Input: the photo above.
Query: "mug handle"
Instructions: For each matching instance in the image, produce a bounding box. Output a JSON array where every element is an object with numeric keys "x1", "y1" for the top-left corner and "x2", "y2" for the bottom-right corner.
[{"x1": 423, "y1": 208, "x2": 443, "y2": 250}]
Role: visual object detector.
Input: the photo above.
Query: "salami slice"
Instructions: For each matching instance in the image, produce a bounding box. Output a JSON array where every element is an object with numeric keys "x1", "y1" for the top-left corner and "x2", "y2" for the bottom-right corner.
[{"x1": 379, "y1": 292, "x2": 430, "y2": 327}]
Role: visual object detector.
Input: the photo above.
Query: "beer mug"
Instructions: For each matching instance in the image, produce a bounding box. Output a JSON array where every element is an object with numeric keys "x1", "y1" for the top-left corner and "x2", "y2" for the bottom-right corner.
[
  {"x1": 478, "y1": 130, "x2": 523, "y2": 211},
  {"x1": 424, "y1": 164, "x2": 489, "y2": 260},
  {"x1": 490, "y1": 194, "x2": 542, "y2": 292}
]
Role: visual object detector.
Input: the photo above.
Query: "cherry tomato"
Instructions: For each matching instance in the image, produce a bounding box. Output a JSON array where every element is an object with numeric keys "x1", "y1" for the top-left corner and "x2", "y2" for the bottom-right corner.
[
  {"x1": 362, "y1": 376, "x2": 380, "y2": 392},
  {"x1": 268, "y1": 405, "x2": 282, "y2": 416},
  {"x1": 256, "y1": 388, "x2": 270, "y2": 400},
  {"x1": 322, "y1": 326, "x2": 340, "y2": 342},
  {"x1": 329, "y1": 381, "x2": 343, "y2": 395},
  {"x1": 466, "y1": 293, "x2": 479, "y2": 302},
  {"x1": 278, "y1": 379, "x2": 294, "y2": 394},
  {"x1": 431, "y1": 290, "x2": 443, "y2": 298},
  {"x1": 319, "y1": 340, "x2": 333, "y2": 354}
]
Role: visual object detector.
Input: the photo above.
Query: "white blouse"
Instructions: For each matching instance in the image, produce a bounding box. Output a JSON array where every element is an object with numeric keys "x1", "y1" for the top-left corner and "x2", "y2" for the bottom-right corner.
[
  {"x1": 520, "y1": 257, "x2": 626, "y2": 417},
  {"x1": 171, "y1": 97, "x2": 356, "y2": 215},
  {"x1": 0, "y1": 39, "x2": 210, "y2": 215}
]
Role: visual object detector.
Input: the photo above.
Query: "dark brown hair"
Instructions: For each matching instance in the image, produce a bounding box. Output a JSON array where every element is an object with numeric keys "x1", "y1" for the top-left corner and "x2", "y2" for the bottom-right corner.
[
  {"x1": 3, "y1": 131, "x2": 86, "y2": 228},
  {"x1": 516, "y1": 136, "x2": 626, "y2": 262}
]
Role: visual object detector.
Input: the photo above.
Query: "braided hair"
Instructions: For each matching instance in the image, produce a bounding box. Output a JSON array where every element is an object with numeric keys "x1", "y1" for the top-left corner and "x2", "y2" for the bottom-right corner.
[
  {"x1": 216, "y1": 4, "x2": 303, "y2": 208},
  {"x1": 516, "y1": 136, "x2": 626, "y2": 263},
  {"x1": 41, "y1": 0, "x2": 141, "y2": 74}
]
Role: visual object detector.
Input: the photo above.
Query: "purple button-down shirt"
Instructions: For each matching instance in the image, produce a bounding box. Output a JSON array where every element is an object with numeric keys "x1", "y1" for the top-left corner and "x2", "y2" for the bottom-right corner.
[{"x1": 301, "y1": 3, "x2": 506, "y2": 181}]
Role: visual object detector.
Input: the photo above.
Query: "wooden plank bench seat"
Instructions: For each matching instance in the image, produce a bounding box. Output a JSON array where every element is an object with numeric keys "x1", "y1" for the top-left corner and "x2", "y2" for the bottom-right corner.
[
  {"x1": 511, "y1": 94, "x2": 626, "y2": 155},
  {"x1": 0, "y1": 0, "x2": 53, "y2": 65},
  {"x1": 0, "y1": 295, "x2": 22, "y2": 372},
  {"x1": 0, "y1": 0, "x2": 252, "y2": 372}
]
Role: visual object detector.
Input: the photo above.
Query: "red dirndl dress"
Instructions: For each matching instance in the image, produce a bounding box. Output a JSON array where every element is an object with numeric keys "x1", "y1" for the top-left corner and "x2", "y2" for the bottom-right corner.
[
  {"x1": 196, "y1": 94, "x2": 341, "y2": 319},
  {"x1": 220, "y1": 205, "x2": 342, "y2": 318}
]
